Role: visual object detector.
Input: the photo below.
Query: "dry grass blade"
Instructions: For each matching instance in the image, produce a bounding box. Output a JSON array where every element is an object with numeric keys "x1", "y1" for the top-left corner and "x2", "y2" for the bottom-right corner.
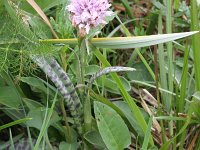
[
  {"x1": 187, "y1": 128, "x2": 200, "y2": 150},
  {"x1": 132, "y1": 87, "x2": 158, "y2": 108},
  {"x1": 140, "y1": 97, "x2": 161, "y2": 133},
  {"x1": 26, "y1": 0, "x2": 58, "y2": 38}
]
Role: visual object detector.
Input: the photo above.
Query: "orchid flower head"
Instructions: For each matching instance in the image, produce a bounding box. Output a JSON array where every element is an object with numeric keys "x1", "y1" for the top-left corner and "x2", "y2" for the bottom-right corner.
[{"x1": 66, "y1": 0, "x2": 113, "y2": 36}]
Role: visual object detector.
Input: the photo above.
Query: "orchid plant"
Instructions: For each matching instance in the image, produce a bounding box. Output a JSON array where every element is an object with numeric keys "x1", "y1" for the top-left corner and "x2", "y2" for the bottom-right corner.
[{"x1": 0, "y1": 0, "x2": 199, "y2": 149}]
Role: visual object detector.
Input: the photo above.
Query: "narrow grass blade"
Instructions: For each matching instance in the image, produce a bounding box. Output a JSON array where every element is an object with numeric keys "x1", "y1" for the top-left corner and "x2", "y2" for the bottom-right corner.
[
  {"x1": 176, "y1": 44, "x2": 189, "y2": 137},
  {"x1": 120, "y1": 0, "x2": 135, "y2": 21},
  {"x1": 155, "y1": 116, "x2": 186, "y2": 121},
  {"x1": 158, "y1": 13, "x2": 168, "y2": 110},
  {"x1": 0, "y1": 118, "x2": 32, "y2": 131},
  {"x1": 9, "y1": 129, "x2": 15, "y2": 150},
  {"x1": 141, "y1": 116, "x2": 153, "y2": 150},
  {"x1": 191, "y1": 0, "x2": 200, "y2": 90},
  {"x1": 94, "y1": 101, "x2": 131, "y2": 150},
  {"x1": 33, "y1": 92, "x2": 58, "y2": 150}
]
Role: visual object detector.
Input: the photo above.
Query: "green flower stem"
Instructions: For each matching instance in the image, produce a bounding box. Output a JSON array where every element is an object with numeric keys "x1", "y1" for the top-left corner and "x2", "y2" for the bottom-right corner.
[
  {"x1": 78, "y1": 38, "x2": 92, "y2": 132},
  {"x1": 78, "y1": 38, "x2": 86, "y2": 85}
]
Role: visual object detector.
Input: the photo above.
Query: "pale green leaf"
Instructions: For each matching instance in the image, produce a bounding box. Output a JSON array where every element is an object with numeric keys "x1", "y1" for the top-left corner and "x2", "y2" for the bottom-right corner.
[
  {"x1": 84, "y1": 130, "x2": 106, "y2": 148},
  {"x1": 94, "y1": 101, "x2": 131, "y2": 150},
  {"x1": 92, "y1": 32, "x2": 198, "y2": 49},
  {"x1": 0, "y1": 86, "x2": 21, "y2": 108},
  {"x1": 41, "y1": 32, "x2": 199, "y2": 49},
  {"x1": 59, "y1": 141, "x2": 79, "y2": 150}
]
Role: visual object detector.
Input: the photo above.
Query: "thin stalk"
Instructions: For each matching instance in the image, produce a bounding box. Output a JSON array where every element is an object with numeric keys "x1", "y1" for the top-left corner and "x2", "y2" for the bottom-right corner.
[
  {"x1": 84, "y1": 91, "x2": 92, "y2": 132},
  {"x1": 177, "y1": 44, "x2": 189, "y2": 136},
  {"x1": 166, "y1": 0, "x2": 173, "y2": 111},
  {"x1": 78, "y1": 38, "x2": 92, "y2": 132},
  {"x1": 102, "y1": 48, "x2": 107, "y2": 96},
  {"x1": 78, "y1": 38, "x2": 85, "y2": 85},
  {"x1": 191, "y1": 0, "x2": 200, "y2": 91},
  {"x1": 158, "y1": 13, "x2": 168, "y2": 111},
  {"x1": 154, "y1": 51, "x2": 166, "y2": 145},
  {"x1": 158, "y1": 13, "x2": 167, "y2": 143},
  {"x1": 187, "y1": 67, "x2": 195, "y2": 95},
  {"x1": 115, "y1": 15, "x2": 132, "y2": 36},
  {"x1": 166, "y1": 0, "x2": 174, "y2": 139}
]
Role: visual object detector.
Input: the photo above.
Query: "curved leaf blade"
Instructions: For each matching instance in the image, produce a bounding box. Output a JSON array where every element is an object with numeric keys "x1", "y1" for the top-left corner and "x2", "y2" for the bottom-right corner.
[
  {"x1": 91, "y1": 31, "x2": 198, "y2": 49},
  {"x1": 41, "y1": 31, "x2": 198, "y2": 49},
  {"x1": 0, "y1": 118, "x2": 32, "y2": 131},
  {"x1": 94, "y1": 101, "x2": 131, "y2": 150}
]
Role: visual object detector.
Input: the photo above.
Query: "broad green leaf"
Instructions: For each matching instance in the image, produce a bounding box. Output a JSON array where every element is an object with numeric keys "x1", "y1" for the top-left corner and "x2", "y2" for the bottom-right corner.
[
  {"x1": 127, "y1": 63, "x2": 154, "y2": 83},
  {"x1": 20, "y1": 77, "x2": 47, "y2": 93},
  {"x1": 141, "y1": 116, "x2": 153, "y2": 150},
  {"x1": 114, "y1": 101, "x2": 149, "y2": 137},
  {"x1": 94, "y1": 101, "x2": 131, "y2": 150},
  {"x1": 84, "y1": 130, "x2": 106, "y2": 149},
  {"x1": 0, "y1": 86, "x2": 21, "y2": 108},
  {"x1": 3, "y1": 109, "x2": 25, "y2": 121},
  {"x1": 41, "y1": 32, "x2": 198, "y2": 49},
  {"x1": 20, "y1": 77, "x2": 55, "y2": 97},
  {"x1": 23, "y1": 98, "x2": 43, "y2": 110},
  {"x1": 59, "y1": 141, "x2": 79, "y2": 150},
  {"x1": 85, "y1": 65, "x2": 100, "y2": 76},
  {"x1": 96, "y1": 76, "x2": 131, "y2": 94},
  {"x1": 26, "y1": 107, "x2": 60, "y2": 130}
]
